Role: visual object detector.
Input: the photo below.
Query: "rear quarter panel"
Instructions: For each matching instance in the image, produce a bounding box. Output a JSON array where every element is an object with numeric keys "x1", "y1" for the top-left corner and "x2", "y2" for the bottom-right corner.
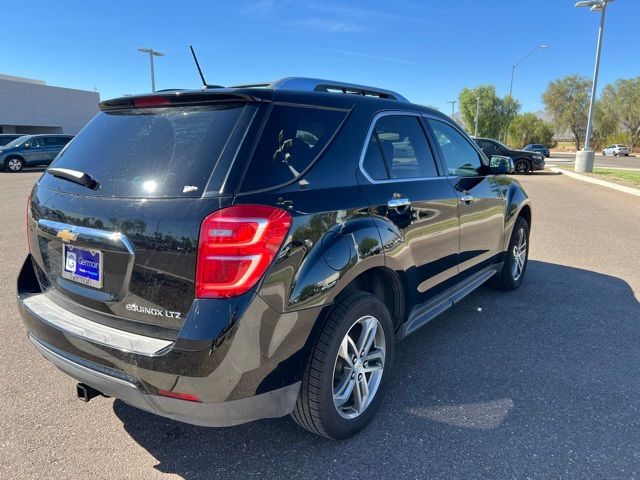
[{"x1": 502, "y1": 177, "x2": 531, "y2": 248}]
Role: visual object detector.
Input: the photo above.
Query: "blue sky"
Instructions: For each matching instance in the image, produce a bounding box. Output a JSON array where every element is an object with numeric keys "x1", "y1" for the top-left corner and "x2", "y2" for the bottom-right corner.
[{"x1": 2, "y1": 0, "x2": 637, "y2": 114}]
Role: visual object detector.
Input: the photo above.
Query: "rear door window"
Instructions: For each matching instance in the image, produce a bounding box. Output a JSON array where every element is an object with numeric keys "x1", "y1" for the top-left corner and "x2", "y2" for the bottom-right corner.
[
  {"x1": 41, "y1": 105, "x2": 247, "y2": 197},
  {"x1": 44, "y1": 136, "x2": 64, "y2": 146},
  {"x1": 240, "y1": 104, "x2": 347, "y2": 192},
  {"x1": 373, "y1": 115, "x2": 438, "y2": 179}
]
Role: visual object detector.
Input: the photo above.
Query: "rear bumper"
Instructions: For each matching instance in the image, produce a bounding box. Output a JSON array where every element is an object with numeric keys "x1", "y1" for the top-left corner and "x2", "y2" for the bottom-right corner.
[
  {"x1": 17, "y1": 255, "x2": 317, "y2": 427},
  {"x1": 29, "y1": 335, "x2": 299, "y2": 427}
]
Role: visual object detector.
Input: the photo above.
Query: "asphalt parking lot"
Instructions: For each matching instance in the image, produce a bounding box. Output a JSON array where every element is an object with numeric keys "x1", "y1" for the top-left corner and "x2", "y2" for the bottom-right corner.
[{"x1": 1, "y1": 169, "x2": 639, "y2": 479}]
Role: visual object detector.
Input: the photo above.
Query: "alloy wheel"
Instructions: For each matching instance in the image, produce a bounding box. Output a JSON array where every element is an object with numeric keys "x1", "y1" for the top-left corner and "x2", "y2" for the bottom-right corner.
[
  {"x1": 511, "y1": 227, "x2": 527, "y2": 281},
  {"x1": 8, "y1": 158, "x2": 22, "y2": 171},
  {"x1": 332, "y1": 315, "x2": 386, "y2": 420},
  {"x1": 515, "y1": 161, "x2": 529, "y2": 174}
]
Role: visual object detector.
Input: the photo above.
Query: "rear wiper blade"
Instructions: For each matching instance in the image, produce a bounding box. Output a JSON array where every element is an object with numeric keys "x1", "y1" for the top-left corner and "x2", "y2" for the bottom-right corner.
[{"x1": 46, "y1": 168, "x2": 98, "y2": 189}]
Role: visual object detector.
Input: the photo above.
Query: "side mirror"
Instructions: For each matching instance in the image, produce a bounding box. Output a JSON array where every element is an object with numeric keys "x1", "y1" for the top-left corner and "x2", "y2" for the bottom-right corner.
[
  {"x1": 489, "y1": 155, "x2": 514, "y2": 174},
  {"x1": 23, "y1": 143, "x2": 30, "y2": 149}
]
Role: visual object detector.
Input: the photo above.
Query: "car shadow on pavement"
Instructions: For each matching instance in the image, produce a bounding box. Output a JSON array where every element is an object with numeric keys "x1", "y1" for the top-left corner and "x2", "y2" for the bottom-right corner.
[{"x1": 113, "y1": 260, "x2": 640, "y2": 479}]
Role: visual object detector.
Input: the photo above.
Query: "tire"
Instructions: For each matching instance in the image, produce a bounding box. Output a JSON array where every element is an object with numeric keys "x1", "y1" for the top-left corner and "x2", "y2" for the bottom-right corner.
[
  {"x1": 291, "y1": 291, "x2": 395, "y2": 439},
  {"x1": 514, "y1": 159, "x2": 531, "y2": 174},
  {"x1": 490, "y1": 216, "x2": 529, "y2": 291},
  {"x1": 5, "y1": 157, "x2": 24, "y2": 172}
]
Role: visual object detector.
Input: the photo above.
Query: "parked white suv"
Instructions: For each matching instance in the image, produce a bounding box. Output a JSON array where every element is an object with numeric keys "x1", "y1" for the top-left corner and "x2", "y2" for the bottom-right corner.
[{"x1": 602, "y1": 144, "x2": 631, "y2": 156}]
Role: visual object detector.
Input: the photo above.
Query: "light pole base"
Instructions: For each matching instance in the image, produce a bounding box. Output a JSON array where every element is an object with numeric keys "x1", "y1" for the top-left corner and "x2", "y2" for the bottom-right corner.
[{"x1": 575, "y1": 150, "x2": 595, "y2": 173}]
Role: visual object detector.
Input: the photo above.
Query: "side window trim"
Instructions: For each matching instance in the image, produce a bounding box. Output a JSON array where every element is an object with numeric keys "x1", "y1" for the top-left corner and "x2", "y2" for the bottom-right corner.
[
  {"x1": 422, "y1": 114, "x2": 488, "y2": 177},
  {"x1": 372, "y1": 130, "x2": 392, "y2": 179},
  {"x1": 358, "y1": 110, "x2": 441, "y2": 184}
]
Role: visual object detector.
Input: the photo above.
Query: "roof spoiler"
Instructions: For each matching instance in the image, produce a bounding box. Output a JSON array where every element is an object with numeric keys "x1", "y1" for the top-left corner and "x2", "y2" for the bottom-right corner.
[{"x1": 98, "y1": 91, "x2": 267, "y2": 111}]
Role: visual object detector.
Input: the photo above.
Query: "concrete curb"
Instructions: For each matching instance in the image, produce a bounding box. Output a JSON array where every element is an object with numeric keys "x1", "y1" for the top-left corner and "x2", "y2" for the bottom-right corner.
[{"x1": 548, "y1": 166, "x2": 640, "y2": 198}]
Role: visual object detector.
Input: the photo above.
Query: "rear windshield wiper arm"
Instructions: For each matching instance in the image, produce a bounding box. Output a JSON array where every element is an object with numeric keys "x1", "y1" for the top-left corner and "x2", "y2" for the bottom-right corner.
[{"x1": 47, "y1": 168, "x2": 98, "y2": 189}]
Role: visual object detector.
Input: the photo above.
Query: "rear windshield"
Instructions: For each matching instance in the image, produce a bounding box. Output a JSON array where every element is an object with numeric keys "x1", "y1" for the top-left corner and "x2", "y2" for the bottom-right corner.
[
  {"x1": 240, "y1": 104, "x2": 347, "y2": 192},
  {"x1": 42, "y1": 105, "x2": 245, "y2": 197}
]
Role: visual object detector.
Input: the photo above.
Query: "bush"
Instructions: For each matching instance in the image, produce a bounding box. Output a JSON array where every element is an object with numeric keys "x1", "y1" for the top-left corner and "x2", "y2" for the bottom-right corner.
[
  {"x1": 508, "y1": 113, "x2": 555, "y2": 149},
  {"x1": 603, "y1": 133, "x2": 633, "y2": 148}
]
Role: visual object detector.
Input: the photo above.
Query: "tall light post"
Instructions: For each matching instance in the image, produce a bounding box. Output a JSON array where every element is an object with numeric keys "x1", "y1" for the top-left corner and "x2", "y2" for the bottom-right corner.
[
  {"x1": 446, "y1": 100, "x2": 457, "y2": 117},
  {"x1": 137, "y1": 48, "x2": 164, "y2": 92},
  {"x1": 574, "y1": 0, "x2": 614, "y2": 173},
  {"x1": 509, "y1": 44, "x2": 548, "y2": 99},
  {"x1": 505, "y1": 44, "x2": 548, "y2": 144}
]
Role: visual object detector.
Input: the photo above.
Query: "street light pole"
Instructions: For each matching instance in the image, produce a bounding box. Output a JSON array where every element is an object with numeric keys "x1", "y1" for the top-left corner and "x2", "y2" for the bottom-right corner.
[
  {"x1": 137, "y1": 48, "x2": 165, "y2": 92},
  {"x1": 508, "y1": 44, "x2": 548, "y2": 99},
  {"x1": 506, "y1": 44, "x2": 548, "y2": 144},
  {"x1": 574, "y1": 0, "x2": 613, "y2": 173},
  {"x1": 446, "y1": 100, "x2": 456, "y2": 117}
]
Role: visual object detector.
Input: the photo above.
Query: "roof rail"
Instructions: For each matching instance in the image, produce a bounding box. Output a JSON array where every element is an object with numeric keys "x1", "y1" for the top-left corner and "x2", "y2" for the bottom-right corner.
[
  {"x1": 268, "y1": 77, "x2": 408, "y2": 102},
  {"x1": 230, "y1": 82, "x2": 271, "y2": 89}
]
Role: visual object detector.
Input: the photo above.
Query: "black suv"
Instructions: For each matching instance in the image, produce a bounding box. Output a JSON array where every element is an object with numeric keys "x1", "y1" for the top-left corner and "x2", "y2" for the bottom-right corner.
[
  {"x1": 473, "y1": 137, "x2": 545, "y2": 174},
  {"x1": 18, "y1": 78, "x2": 531, "y2": 439}
]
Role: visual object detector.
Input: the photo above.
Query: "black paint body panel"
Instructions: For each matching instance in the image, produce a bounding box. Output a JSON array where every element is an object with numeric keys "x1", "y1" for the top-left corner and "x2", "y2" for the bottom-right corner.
[{"x1": 18, "y1": 84, "x2": 531, "y2": 415}]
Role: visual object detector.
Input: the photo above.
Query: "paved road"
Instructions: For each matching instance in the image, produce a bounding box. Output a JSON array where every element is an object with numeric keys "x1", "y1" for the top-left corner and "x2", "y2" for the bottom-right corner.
[
  {"x1": 1, "y1": 169, "x2": 639, "y2": 479},
  {"x1": 550, "y1": 151, "x2": 640, "y2": 170}
]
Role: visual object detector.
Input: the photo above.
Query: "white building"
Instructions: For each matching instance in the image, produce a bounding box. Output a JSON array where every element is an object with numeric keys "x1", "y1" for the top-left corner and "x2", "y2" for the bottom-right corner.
[{"x1": 0, "y1": 74, "x2": 99, "y2": 135}]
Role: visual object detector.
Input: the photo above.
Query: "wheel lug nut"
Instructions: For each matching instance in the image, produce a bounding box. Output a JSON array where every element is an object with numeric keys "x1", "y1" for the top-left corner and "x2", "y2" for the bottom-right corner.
[{"x1": 351, "y1": 373, "x2": 355, "y2": 379}]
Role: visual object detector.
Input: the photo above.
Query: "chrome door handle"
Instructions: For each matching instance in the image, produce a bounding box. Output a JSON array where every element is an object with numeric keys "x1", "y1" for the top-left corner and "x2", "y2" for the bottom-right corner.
[
  {"x1": 459, "y1": 194, "x2": 474, "y2": 203},
  {"x1": 387, "y1": 197, "x2": 411, "y2": 209}
]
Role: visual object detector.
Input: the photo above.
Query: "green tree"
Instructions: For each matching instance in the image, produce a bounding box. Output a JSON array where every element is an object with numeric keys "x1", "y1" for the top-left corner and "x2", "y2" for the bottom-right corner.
[
  {"x1": 498, "y1": 95, "x2": 521, "y2": 144},
  {"x1": 542, "y1": 75, "x2": 591, "y2": 150},
  {"x1": 599, "y1": 77, "x2": 640, "y2": 148},
  {"x1": 592, "y1": 101, "x2": 620, "y2": 150},
  {"x1": 458, "y1": 85, "x2": 520, "y2": 139},
  {"x1": 509, "y1": 113, "x2": 554, "y2": 148}
]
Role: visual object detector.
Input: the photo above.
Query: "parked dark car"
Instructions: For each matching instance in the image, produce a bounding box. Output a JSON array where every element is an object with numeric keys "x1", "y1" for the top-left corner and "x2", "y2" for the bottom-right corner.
[
  {"x1": 524, "y1": 143, "x2": 550, "y2": 158},
  {"x1": 473, "y1": 137, "x2": 545, "y2": 174},
  {"x1": 1, "y1": 134, "x2": 74, "y2": 172},
  {"x1": 0, "y1": 134, "x2": 23, "y2": 146},
  {"x1": 18, "y1": 78, "x2": 532, "y2": 439}
]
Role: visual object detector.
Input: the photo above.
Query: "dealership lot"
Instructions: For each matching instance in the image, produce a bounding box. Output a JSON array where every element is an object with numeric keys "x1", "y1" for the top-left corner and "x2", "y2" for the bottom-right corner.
[{"x1": 1, "y1": 170, "x2": 639, "y2": 479}]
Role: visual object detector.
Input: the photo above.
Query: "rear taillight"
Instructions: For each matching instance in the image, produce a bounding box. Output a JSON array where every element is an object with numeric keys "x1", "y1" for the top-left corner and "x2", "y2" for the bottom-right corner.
[
  {"x1": 196, "y1": 205, "x2": 292, "y2": 298},
  {"x1": 26, "y1": 194, "x2": 31, "y2": 253}
]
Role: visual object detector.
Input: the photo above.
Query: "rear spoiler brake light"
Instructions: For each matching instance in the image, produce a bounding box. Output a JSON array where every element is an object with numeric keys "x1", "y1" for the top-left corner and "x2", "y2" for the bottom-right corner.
[{"x1": 99, "y1": 92, "x2": 266, "y2": 111}]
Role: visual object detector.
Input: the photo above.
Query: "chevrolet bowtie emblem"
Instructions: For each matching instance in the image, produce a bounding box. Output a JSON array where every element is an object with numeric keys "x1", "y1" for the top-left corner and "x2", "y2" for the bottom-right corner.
[{"x1": 57, "y1": 229, "x2": 78, "y2": 243}]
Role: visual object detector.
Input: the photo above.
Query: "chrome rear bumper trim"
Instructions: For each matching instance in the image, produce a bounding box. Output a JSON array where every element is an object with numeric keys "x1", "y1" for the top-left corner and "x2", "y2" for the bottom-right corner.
[{"x1": 22, "y1": 293, "x2": 172, "y2": 355}]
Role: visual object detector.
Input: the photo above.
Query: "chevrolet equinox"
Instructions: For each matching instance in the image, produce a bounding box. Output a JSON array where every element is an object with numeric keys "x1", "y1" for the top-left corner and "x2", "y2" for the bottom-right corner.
[{"x1": 18, "y1": 78, "x2": 531, "y2": 439}]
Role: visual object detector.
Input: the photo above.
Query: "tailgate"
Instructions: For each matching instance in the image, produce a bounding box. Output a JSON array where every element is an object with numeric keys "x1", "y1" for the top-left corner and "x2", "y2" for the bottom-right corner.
[{"x1": 28, "y1": 187, "x2": 231, "y2": 335}]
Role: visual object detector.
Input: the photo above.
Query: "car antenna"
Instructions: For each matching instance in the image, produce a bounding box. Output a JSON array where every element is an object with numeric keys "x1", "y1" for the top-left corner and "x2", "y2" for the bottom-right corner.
[{"x1": 189, "y1": 45, "x2": 224, "y2": 91}]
